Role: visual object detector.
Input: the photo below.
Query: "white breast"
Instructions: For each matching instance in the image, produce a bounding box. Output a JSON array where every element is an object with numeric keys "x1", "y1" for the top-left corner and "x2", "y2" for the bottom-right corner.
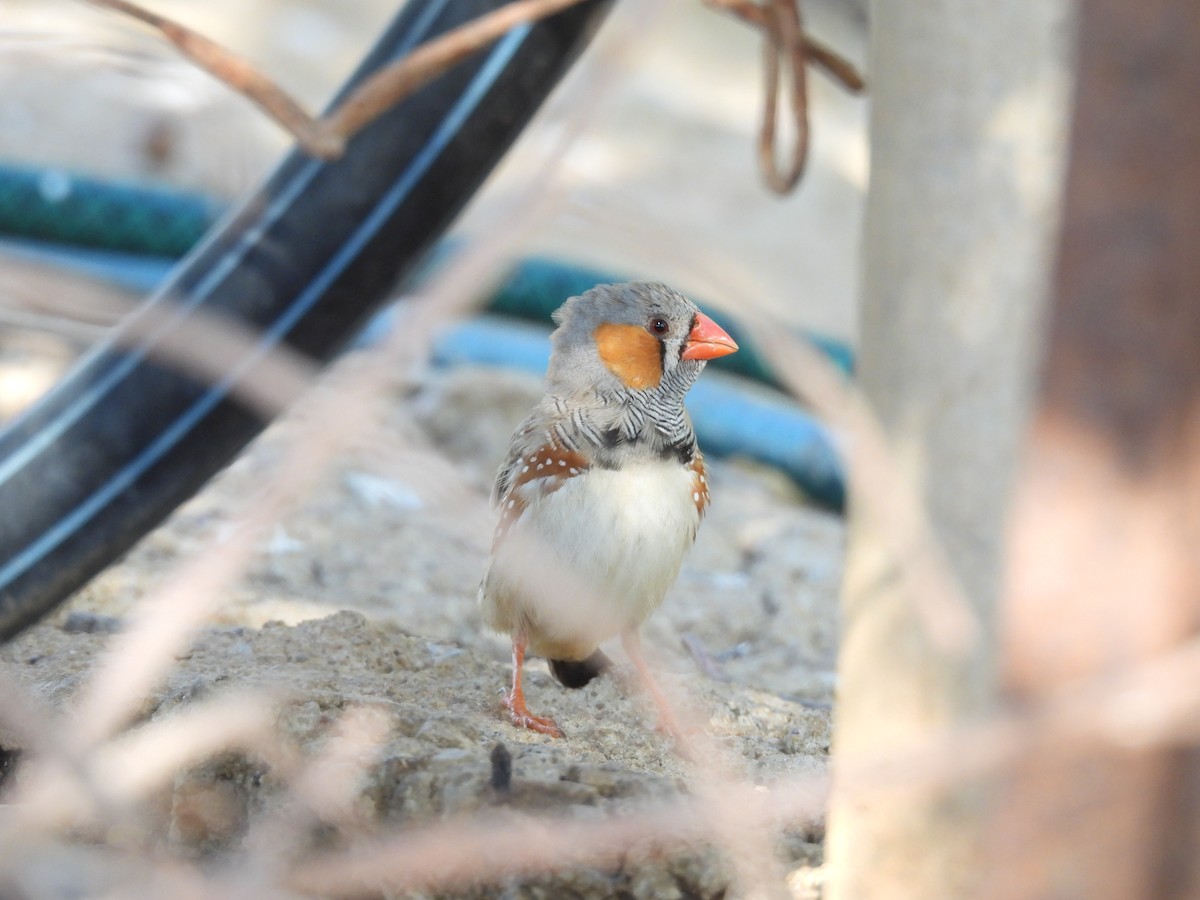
[{"x1": 483, "y1": 459, "x2": 700, "y2": 657}]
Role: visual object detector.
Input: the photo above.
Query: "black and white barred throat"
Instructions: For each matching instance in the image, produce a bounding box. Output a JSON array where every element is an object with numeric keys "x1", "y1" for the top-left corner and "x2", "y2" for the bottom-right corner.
[{"x1": 549, "y1": 363, "x2": 701, "y2": 466}]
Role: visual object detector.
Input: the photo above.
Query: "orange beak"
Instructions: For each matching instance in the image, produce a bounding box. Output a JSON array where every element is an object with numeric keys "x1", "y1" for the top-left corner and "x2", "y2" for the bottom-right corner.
[{"x1": 681, "y1": 311, "x2": 739, "y2": 360}]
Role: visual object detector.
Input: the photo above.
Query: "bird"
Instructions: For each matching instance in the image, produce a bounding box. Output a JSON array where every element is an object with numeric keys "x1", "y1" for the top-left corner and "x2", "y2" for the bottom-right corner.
[{"x1": 479, "y1": 281, "x2": 738, "y2": 737}]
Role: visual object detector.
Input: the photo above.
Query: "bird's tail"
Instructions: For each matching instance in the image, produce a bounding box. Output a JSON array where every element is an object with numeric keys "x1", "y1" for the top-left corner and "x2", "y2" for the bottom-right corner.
[{"x1": 549, "y1": 648, "x2": 612, "y2": 688}]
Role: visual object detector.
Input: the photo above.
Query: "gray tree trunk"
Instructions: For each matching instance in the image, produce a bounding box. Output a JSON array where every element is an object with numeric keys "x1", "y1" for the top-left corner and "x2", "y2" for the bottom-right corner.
[{"x1": 824, "y1": 3, "x2": 1075, "y2": 897}]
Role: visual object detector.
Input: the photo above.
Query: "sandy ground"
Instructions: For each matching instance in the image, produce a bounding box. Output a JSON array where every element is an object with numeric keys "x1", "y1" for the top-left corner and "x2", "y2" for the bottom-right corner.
[
  {"x1": 2, "y1": 363, "x2": 844, "y2": 897},
  {"x1": 0, "y1": 1, "x2": 862, "y2": 894}
]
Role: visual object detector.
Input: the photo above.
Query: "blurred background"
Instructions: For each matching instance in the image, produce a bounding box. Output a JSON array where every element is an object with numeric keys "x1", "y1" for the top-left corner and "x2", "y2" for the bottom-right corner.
[{"x1": 0, "y1": 0, "x2": 867, "y2": 418}]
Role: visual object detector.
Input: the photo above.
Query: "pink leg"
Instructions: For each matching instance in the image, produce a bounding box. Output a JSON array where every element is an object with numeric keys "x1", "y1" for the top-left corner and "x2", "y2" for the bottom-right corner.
[
  {"x1": 503, "y1": 632, "x2": 564, "y2": 738},
  {"x1": 621, "y1": 630, "x2": 690, "y2": 747}
]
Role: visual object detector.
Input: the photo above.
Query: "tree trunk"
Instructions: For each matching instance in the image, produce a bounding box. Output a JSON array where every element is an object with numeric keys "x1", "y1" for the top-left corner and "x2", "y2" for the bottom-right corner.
[{"x1": 824, "y1": 2, "x2": 1075, "y2": 897}]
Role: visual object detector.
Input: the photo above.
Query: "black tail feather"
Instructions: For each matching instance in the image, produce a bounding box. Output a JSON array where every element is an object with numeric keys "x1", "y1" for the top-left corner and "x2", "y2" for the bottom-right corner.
[{"x1": 549, "y1": 649, "x2": 612, "y2": 688}]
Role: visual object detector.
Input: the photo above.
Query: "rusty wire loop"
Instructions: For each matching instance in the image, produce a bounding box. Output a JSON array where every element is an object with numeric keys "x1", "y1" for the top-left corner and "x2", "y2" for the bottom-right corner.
[
  {"x1": 761, "y1": 0, "x2": 810, "y2": 192},
  {"x1": 705, "y1": 0, "x2": 866, "y2": 193}
]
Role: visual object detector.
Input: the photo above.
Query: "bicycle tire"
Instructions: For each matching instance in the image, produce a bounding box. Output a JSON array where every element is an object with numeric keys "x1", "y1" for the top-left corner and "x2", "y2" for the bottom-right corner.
[{"x1": 0, "y1": 0, "x2": 613, "y2": 640}]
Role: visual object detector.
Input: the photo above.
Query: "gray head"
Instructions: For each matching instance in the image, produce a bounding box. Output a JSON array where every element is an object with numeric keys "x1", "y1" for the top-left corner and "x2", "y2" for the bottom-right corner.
[{"x1": 545, "y1": 282, "x2": 737, "y2": 402}]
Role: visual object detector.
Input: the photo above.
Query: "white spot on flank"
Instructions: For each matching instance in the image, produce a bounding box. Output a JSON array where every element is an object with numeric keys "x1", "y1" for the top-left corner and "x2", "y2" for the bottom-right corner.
[
  {"x1": 693, "y1": 492, "x2": 701, "y2": 501},
  {"x1": 559, "y1": 460, "x2": 567, "y2": 466},
  {"x1": 569, "y1": 468, "x2": 579, "y2": 475},
  {"x1": 537, "y1": 464, "x2": 544, "y2": 471},
  {"x1": 521, "y1": 465, "x2": 529, "y2": 473},
  {"x1": 507, "y1": 500, "x2": 515, "y2": 508}
]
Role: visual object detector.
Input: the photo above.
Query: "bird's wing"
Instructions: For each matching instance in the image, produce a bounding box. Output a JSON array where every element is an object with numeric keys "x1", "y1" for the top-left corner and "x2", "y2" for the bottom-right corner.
[
  {"x1": 688, "y1": 450, "x2": 711, "y2": 520},
  {"x1": 490, "y1": 409, "x2": 591, "y2": 551},
  {"x1": 491, "y1": 413, "x2": 542, "y2": 506}
]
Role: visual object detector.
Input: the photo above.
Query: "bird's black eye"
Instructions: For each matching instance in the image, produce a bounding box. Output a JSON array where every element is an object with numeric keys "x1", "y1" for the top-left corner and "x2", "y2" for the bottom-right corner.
[{"x1": 648, "y1": 317, "x2": 669, "y2": 336}]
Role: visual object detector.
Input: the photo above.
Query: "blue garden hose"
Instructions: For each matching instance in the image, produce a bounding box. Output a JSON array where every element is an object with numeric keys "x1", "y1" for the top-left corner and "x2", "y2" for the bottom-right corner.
[
  {"x1": 0, "y1": 164, "x2": 855, "y2": 385},
  {"x1": 0, "y1": 164, "x2": 219, "y2": 259}
]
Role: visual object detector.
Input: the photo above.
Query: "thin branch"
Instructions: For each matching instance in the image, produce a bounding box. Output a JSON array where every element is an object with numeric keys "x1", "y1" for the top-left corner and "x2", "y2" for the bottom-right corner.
[
  {"x1": 323, "y1": 0, "x2": 590, "y2": 142},
  {"x1": 0, "y1": 258, "x2": 319, "y2": 420},
  {"x1": 82, "y1": 0, "x2": 340, "y2": 156},
  {"x1": 82, "y1": 0, "x2": 591, "y2": 159},
  {"x1": 751, "y1": 319, "x2": 983, "y2": 653},
  {"x1": 86, "y1": 0, "x2": 863, "y2": 194},
  {"x1": 804, "y1": 33, "x2": 867, "y2": 93},
  {"x1": 704, "y1": 0, "x2": 866, "y2": 92}
]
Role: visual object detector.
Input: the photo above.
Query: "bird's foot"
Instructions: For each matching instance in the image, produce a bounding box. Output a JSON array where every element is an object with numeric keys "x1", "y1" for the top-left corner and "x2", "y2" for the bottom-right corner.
[
  {"x1": 503, "y1": 692, "x2": 565, "y2": 738},
  {"x1": 652, "y1": 710, "x2": 700, "y2": 759}
]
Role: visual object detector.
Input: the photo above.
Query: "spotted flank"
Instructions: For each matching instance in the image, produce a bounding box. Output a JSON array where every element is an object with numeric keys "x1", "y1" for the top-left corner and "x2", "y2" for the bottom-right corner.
[
  {"x1": 689, "y1": 452, "x2": 710, "y2": 517},
  {"x1": 492, "y1": 442, "x2": 589, "y2": 550}
]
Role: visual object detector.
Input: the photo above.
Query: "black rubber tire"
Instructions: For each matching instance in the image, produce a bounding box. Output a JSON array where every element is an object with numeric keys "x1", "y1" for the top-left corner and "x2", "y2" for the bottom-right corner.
[{"x1": 0, "y1": 0, "x2": 612, "y2": 640}]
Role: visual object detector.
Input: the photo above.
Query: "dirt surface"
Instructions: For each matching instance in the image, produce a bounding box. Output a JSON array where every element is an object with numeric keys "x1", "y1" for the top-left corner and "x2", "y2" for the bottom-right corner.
[{"x1": 0, "y1": 363, "x2": 843, "y2": 897}]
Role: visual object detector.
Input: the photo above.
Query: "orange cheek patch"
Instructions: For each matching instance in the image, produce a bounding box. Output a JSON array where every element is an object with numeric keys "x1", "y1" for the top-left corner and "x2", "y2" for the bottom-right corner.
[{"x1": 593, "y1": 323, "x2": 663, "y2": 390}]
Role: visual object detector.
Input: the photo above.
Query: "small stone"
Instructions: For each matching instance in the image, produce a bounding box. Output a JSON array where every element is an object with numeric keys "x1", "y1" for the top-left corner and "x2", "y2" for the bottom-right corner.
[
  {"x1": 489, "y1": 742, "x2": 513, "y2": 793},
  {"x1": 61, "y1": 611, "x2": 122, "y2": 634}
]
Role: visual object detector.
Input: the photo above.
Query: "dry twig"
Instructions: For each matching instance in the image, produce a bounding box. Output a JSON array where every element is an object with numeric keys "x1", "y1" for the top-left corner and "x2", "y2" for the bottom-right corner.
[
  {"x1": 323, "y1": 0, "x2": 591, "y2": 142},
  {"x1": 706, "y1": 0, "x2": 866, "y2": 91},
  {"x1": 82, "y1": 0, "x2": 340, "y2": 156},
  {"x1": 83, "y1": 0, "x2": 592, "y2": 159}
]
